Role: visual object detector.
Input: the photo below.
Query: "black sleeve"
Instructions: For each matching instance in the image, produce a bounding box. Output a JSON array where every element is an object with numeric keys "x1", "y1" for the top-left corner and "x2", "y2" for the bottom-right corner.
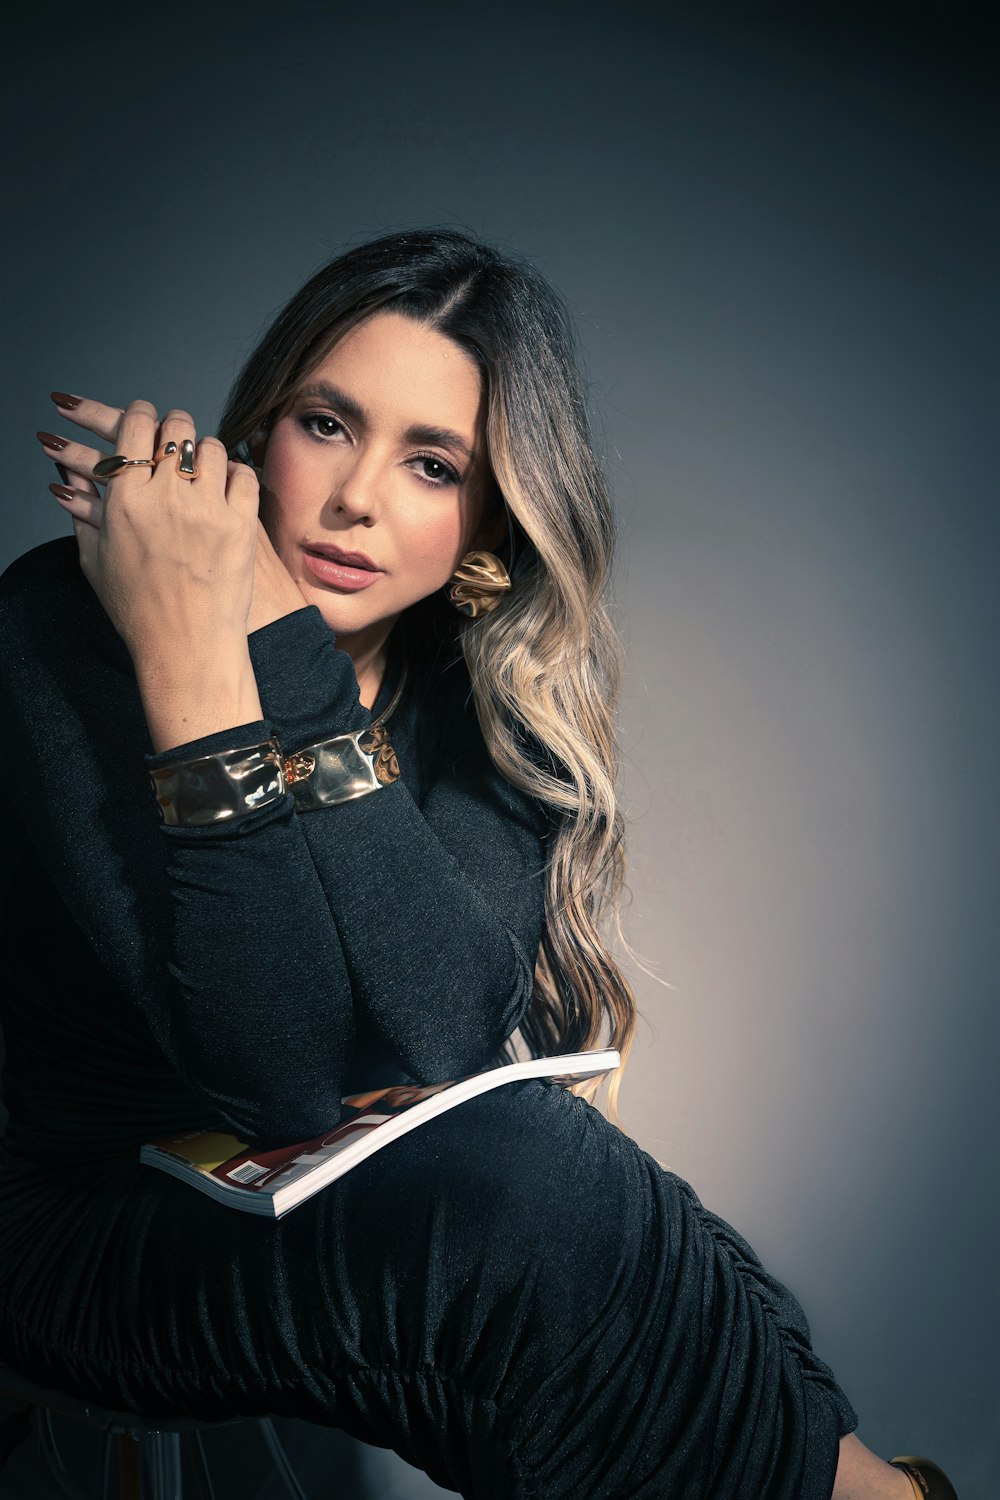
[
  {"x1": 138, "y1": 751, "x2": 358, "y2": 1145},
  {"x1": 0, "y1": 544, "x2": 356, "y2": 1145},
  {"x1": 0, "y1": 541, "x2": 548, "y2": 1146},
  {"x1": 243, "y1": 604, "x2": 550, "y2": 1081}
]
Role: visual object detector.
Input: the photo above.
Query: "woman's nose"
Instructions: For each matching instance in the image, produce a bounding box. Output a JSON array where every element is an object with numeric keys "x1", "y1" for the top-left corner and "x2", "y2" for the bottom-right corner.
[{"x1": 329, "y1": 455, "x2": 382, "y2": 524}]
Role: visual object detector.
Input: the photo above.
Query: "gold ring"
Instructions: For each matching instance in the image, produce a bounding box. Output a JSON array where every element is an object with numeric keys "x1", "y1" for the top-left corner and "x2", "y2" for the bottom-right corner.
[
  {"x1": 152, "y1": 441, "x2": 179, "y2": 465},
  {"x1": 177, "y1": 438, "x2": 198, "y2": 480},
  {"x1": 93, "y1": 454, "x2": 156, "y2": 479}
]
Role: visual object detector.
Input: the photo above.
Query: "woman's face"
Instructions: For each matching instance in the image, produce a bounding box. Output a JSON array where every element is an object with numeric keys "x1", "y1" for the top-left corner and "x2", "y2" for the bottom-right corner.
[{"x1": 255, "y1": 309, "x2": 504, "y2": 658}]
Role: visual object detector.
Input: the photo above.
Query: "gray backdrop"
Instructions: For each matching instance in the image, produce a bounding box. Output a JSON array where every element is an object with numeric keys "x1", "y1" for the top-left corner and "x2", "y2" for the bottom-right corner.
[{"x1": 2, "y1": 3, "x2": 995, "y2": 1496}]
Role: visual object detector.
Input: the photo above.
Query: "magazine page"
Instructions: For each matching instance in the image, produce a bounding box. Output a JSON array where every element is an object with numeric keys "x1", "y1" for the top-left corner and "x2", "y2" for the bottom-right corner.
[
  {"x1": 150, "y1": 1080, "x2": 456, "y2": 1198},
  {"x1": 143, "y1": 1050, "x2": 620, "y2": 1215}
]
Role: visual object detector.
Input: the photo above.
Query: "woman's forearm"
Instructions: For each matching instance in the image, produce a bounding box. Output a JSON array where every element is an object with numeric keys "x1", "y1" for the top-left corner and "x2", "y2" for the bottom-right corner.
[
  {"x1": 134, "y1": 640, "x2": 264, "y2": 756},
  {"x1": 245, "y1": 608, "x2": 548, "y2": 1081}
]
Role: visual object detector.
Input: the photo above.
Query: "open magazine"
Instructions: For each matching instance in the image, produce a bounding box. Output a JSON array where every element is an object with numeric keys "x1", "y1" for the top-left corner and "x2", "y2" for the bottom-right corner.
[{"x1": 140, "y1": 1049, "x2": 620, "y2": 1218}]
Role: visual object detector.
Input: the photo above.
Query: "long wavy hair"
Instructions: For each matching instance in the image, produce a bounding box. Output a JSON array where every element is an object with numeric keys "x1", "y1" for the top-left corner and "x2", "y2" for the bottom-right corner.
[{"x1": 217, "y1": 227, "x2": 639, "y2": 1124}]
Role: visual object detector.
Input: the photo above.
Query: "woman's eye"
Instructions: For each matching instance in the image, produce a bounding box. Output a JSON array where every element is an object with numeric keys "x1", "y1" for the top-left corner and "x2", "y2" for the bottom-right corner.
[
  {"x1": 300, "y1": 415, "x2": 460, "y2": 488},
  {"x1": 302, "y1": 414, "x2": 345, "y2": 440},
  {"x1": 413, "y1": 454, "x2": 460, "y2": 488}
]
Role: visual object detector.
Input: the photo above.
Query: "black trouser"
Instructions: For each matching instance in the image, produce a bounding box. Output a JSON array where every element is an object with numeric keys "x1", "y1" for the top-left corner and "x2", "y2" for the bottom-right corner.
[{"x1": 0, "y1": 1081, "x2": 857, "y2": 1498}]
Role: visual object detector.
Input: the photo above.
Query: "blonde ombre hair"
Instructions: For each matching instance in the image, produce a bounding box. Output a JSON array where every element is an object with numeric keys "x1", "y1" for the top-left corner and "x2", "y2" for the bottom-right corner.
[{"x1": 218, "y1": 227, "x2": 641, "y2": 1124}]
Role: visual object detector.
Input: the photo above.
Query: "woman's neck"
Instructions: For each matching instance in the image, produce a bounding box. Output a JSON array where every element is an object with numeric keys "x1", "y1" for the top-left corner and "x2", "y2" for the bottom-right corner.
[
  {"x1": 347, "y1": 626, "x2": 398, "y2": 711},
  {"x1": 335, "y1": 609, "x2": 409, "y2": 711},
  {"x1": 356, "y1": 649, "x2": 387, "y2": 712}
]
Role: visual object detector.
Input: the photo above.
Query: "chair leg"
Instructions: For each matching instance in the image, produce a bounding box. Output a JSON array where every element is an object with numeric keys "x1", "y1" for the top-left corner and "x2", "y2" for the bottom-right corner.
[
  {"x1": 101, "y1": 1430, "x2": 115, "y2": 1500},
  {"x1": 36, "y1": 1407, "x2": 92, "y2": 1500},
  {"x1": 24, "y1": 1401, "x2": 309, "y2": 1500},
  {"x1": 160, "y1": 1431, "x2": 184, "y2": 1500},
  {"x1": 257, "y1": 1417, "x2": 310, "y2": 1500},
  {"x1": 143, "y1": 1431, "x2": 183, "y2": 1500},
  {"x1": 116, "y1": 1431, "x2": 142, "y2": 1500},
  {"x1": 182, "y1": 1428, "x2": 218, "y2": 1500}
]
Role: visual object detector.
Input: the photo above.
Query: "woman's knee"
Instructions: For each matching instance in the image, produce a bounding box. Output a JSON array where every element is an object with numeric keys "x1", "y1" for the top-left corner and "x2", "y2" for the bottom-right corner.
[
  {"x1": 406, "y1": 1081, "x2": 642, "y2": 1245},
  {"x1": 340, "y1": 1079, "x2": 648, "y2": 1312}
]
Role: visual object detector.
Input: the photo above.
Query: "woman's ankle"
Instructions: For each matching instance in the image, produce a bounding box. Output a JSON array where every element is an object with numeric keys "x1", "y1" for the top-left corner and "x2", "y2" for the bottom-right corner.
[{"x1": 832, "y1": 1433, "x2": 915, "y2": 1499}]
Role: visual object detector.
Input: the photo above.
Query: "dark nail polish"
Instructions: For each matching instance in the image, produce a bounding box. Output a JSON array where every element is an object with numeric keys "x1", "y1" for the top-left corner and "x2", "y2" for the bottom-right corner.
[
  {"x1": 49, "y1": 483, "x2": 76, "y2": 501},
  {"x1": 50, "y1": 391, "x2": 82, "y2": 409},
  {"x1": 36, "y1": 430, "x2": 68, "y2": 450}
]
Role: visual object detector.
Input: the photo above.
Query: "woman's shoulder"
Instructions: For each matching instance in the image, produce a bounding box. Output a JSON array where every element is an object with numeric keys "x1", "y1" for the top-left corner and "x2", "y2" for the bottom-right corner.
[
  {"x1": 0, "y1": 535, "x2": 111, "y2": 634},
  {"x1": 0, "y1": 533, "x2": 78, "y2": 603},
  {"x1": 0, "y1": 536, "x2": 132, "y2": 691}
]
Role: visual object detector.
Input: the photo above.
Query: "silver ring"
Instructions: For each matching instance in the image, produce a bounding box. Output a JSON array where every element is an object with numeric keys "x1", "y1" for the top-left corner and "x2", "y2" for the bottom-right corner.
[{"x1": 177, "y1": 438, "x2": 198, "y2": 480}]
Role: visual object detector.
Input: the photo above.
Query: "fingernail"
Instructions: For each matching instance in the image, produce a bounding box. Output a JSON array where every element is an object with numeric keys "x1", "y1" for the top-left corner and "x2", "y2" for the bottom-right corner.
[
  {"x1": 36, "y1": 430, "x2": 68, "y2": 450},
  {"x1": 50, "y1": 391, "x2": 82, "y2": 409},
  {"x1": 49, "y1": 483, "x2": 76, "y2": 501}
]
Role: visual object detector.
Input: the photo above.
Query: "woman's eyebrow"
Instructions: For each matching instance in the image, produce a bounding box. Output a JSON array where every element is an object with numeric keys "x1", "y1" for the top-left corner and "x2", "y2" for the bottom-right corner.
[{"x1": 295, "y1": 381, "x2": 476, "y2": 463}]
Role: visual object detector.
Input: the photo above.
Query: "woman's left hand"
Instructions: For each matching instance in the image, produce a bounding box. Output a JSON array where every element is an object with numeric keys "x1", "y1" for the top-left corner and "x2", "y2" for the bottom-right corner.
[{"x1": 40, "y1": 392, "x2": 309, "y2": 643}]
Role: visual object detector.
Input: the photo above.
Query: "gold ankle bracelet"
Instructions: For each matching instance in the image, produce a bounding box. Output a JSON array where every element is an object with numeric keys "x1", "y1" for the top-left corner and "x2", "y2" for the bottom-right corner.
[{"x1": 889, "y1": 1454, "x2": 959, "y2": 1499}]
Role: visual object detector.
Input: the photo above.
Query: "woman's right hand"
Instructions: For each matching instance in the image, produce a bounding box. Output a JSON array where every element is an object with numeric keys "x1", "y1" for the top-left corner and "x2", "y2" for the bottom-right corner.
[
  {"x1": 42, "y1": 393, "x2": 309, "y2": 646},
  {"x1": 41, "y1": 393, "x2": 261, "y2": 667},
  {"x1": 41, "y1": 393, "x2": 275, "y2": 750}
]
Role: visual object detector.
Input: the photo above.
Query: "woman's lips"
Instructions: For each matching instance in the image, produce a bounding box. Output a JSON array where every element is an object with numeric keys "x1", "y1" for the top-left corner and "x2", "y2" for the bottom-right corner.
[{"x1": 302, "y1": 548, "x2": 382, "y2": 592}]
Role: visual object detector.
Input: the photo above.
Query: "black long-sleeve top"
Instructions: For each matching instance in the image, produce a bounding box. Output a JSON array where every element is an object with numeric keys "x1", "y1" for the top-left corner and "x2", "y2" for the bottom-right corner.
[{"x1": 0, "y1": 537, "x2": 552, "y2": 1159}]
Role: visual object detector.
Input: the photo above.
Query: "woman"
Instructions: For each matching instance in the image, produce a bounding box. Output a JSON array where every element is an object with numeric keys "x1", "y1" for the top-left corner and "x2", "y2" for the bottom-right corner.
[{"x1": 0, "y1": 227, "x2": 952, "y2": 1498}]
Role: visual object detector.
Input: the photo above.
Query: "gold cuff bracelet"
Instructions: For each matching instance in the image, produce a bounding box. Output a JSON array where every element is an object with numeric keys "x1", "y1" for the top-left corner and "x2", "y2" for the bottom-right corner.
[
  {"x1": 281, "y1": 657, "x2": 407, "y2": 812},
  {"x1": 282, "y1": 722, "x2": 400, "y2": 810},
  {"x1": 148, "y1": 737, "x2": 286, "y2": 827},
  {"x1": 148, "y1": 660, "x2": 407, "y2": 824}
]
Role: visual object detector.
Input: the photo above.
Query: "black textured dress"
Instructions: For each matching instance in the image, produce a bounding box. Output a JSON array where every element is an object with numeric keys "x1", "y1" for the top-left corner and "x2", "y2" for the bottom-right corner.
[{"x1": 0, "y1": 538, "x2": 858, "y2": 1498}]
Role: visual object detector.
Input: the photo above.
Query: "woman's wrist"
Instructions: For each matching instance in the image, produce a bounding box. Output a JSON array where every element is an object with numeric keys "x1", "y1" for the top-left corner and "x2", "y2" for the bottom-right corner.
[{"x1": 134, "y1": 640, "x2": 265, "y2": 757}]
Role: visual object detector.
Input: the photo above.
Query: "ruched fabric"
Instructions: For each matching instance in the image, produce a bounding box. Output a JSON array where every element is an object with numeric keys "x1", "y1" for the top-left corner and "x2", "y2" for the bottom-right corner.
[{"x1": 0, "y1": 1082, "x2": 857, "y2": 1499}]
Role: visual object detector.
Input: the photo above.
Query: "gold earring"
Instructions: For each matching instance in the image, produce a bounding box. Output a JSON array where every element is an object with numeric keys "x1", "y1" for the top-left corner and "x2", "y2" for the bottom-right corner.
[{"x1": 445, "y1": 549, "x2": 513, "y2": 618}]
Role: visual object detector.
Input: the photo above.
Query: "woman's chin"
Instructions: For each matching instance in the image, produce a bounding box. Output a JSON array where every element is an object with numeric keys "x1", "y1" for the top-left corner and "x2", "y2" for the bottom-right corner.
[{"x1": 294, "y1": 580, "x2": 387, "y2": 640}]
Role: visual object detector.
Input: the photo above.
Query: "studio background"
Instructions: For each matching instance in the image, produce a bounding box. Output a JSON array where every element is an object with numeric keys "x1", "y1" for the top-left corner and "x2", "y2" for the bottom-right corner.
[{"x1": 2, "y1": 3, "x2": 994, "y2": 1496}]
